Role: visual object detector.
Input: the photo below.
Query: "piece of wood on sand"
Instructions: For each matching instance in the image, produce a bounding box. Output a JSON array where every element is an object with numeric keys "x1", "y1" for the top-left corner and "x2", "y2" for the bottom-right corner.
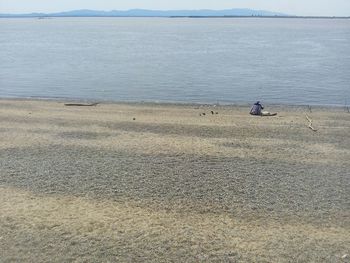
[
  {"x1": 64, "y1": 102, "x2": 99, "y2": 107},
  {"x1": 306, "y1": 114, "x2": 317, "y2": 132}
]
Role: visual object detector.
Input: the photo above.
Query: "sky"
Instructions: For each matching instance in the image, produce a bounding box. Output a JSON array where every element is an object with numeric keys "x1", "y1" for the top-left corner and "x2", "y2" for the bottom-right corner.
[{"x1": 0, "y1": 0, "x2": 349, "y2": 16}]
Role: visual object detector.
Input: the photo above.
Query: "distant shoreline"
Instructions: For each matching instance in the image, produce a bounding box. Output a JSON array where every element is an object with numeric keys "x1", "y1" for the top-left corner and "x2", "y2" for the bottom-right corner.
[
  {"x1": 1, "y1": 15, "x2": 349, "y2": 19},
  {"x1": 175, "y1": 16, "x2": 350, "y2": 19},
  {"x1": 1, "y1": 8, "x2": 349, "y2": 19}
]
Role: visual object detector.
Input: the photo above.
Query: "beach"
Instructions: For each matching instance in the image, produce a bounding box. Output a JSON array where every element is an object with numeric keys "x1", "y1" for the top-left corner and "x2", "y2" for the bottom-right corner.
[{"x1": 0, "y1": 99, "x2": 349, "y2": 262}]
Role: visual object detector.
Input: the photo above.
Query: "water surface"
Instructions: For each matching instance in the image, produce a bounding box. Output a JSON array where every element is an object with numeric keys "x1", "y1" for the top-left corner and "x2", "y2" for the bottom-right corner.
[{"x1": 1, "y1": 18, "x2": 349, "y2": 105}]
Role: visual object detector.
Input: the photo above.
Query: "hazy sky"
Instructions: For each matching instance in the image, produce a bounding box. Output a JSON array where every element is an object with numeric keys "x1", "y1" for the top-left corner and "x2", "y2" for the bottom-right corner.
[{"x1": 1, "y1": 0, "x2": 349, "y2": 16}]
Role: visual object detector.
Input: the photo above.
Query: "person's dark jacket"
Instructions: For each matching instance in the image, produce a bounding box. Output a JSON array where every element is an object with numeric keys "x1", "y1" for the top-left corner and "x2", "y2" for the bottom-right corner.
[{"x1": 250, "y1": 101, "x2": 264, "y2": 115}]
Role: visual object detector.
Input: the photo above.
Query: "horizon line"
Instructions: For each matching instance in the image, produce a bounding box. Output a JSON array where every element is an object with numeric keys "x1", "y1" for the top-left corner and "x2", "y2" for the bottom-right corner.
[{"x1": 1, "y1": 8, "x2": 349, "y2": 18}]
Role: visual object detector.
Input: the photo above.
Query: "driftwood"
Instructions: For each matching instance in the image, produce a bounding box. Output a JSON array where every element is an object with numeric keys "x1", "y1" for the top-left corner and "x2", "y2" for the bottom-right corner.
[
  {"x1": 64, "y1": 102, "x2": 99, "y2": 107},
  {"x1": 306, "y1": 114, "x2": 317, "y2": 132}
]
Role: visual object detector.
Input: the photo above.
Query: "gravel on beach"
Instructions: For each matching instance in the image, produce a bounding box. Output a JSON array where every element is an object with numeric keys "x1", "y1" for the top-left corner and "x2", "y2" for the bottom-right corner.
[{"x1": 0, "y1": 99, "x2": 349, "y2": 262}]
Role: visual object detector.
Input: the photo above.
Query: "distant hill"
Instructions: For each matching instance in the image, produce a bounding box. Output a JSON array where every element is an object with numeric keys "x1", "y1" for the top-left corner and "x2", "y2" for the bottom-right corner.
[{"x1": 0, "y1": 8, "x2": 289, "y2": 18}]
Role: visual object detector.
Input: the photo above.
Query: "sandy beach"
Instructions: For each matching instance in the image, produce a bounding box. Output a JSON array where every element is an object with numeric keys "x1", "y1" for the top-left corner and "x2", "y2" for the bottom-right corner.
[{"x1": 0, "y1": 99, "x2": 349, "y2": 262}]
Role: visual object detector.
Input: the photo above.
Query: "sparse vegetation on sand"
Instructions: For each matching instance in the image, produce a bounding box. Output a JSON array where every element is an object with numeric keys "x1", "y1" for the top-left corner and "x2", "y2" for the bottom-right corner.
[{"x1": 0, "y1": 99, "x2": 349, "y2": 262}]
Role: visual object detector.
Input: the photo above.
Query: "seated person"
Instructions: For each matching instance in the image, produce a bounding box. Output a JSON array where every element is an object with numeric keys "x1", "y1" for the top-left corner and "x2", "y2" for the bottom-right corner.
[{"x1": 250, "y1": 101, "x2": 277, "y2": 116}]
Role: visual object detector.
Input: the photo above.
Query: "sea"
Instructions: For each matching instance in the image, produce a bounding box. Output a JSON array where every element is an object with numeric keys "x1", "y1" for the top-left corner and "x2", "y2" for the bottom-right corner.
[{"x1": 0, "y1": 17, "x2": 349, "y2": 106}]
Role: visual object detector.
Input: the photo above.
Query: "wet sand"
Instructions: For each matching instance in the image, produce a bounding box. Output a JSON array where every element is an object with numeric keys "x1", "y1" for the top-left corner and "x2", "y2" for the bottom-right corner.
[{"x1": 0, "y1": 99, "x2": 349, "y2": 262}]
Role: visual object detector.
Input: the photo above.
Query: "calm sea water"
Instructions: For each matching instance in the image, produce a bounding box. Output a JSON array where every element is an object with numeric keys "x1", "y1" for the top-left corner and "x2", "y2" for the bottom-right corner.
[{"x1": 1, "y1": 18, "x2": 349, "y2": 106}]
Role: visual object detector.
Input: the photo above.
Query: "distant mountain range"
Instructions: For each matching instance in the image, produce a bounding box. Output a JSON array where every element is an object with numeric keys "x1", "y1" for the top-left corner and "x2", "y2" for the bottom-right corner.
[{"x1": 0, "y1": 8, "x2": 289, "y2": 17}]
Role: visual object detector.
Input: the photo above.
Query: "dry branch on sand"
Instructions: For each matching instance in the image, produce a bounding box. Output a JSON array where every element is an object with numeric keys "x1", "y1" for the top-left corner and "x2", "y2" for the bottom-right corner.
[
  {"x1": 64, "y1": 102, "x2": 99, "y2": 107},
  {"x1": 306, "y1": 114, "x2": 317, "y2": 132}
]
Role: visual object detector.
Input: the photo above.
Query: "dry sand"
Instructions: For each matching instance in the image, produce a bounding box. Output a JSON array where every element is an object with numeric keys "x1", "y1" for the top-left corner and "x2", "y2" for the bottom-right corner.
[{"x1": 0, "y1": 99, "x2": 349, "y2": 262}]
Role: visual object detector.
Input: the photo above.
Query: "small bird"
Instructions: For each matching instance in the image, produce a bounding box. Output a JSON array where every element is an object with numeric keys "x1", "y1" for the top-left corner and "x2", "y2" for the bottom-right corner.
[
  {"x1": 211, "y1": 111, "x2": 214, "y2": 114},
  {"x1": 133, "y1": 118, "x2": 136, "y2": 120}
]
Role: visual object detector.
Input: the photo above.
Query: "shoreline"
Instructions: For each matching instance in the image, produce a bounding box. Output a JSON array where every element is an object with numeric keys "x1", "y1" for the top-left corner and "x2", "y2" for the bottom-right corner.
[
  {"x1": 1, "y1": 96, "x2": 348, "y2": 111},
  {"x1": 1, "y1": 16, "x2": 350, "y2": 19}
]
